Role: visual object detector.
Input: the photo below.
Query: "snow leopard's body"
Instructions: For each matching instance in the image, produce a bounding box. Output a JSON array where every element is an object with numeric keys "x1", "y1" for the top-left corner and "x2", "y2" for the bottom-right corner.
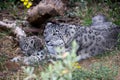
[
  {"x1": 44, "y1": 15, "x2": 120, "y2": 60},
  {"x1": 76, "y1": 25, "x2": 119, "y2": 60}
]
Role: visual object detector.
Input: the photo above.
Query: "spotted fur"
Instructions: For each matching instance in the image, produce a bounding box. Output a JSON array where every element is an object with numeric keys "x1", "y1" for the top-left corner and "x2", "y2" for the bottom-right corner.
[
  {"x1": 44, "y1": 15, "x2": 120, "y2": 61},
  {"x1": 44, "y1": 22, "x2": 77, "y2": 55}
]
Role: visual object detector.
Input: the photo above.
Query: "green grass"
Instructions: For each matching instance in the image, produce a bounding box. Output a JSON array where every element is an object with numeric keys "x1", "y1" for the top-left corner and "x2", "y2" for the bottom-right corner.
[
  {"x1": 0, "y1": 0, "x2": 26, "y2": 20},
  {"x1": 0, "y1": 30, "x2": 12, "y2": 38},
  {"x1": 0, "y1": 54, "x2": 8, "y2": 71},
  {"x1": 70, "y1": 0, "x2": 120, "y2": 26},
  {"x1": 0, "y1": 0, "x2": 16, "y2": 10}
]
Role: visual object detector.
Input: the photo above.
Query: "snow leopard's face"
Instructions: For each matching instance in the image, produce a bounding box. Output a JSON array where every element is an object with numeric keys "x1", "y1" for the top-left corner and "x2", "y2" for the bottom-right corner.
[
  {"x1": 19, "y1": 36, "x2": 44, "y2": 56},
  {"x1": 92, "y1": 14, "x2": 107, "y2": 25},
  {"x1": 44, "y1": 22, "x2": 77, "y2": 54},
  {"x1": 44, "y1": 23, "x2": 77, "y2": 47}
]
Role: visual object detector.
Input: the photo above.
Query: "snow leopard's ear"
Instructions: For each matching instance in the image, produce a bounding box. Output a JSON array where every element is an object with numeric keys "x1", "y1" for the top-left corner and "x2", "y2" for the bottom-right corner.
[
  {"x1": 46, "y1": 22, "x2": 53, "y2": 27},
  {"x1": 19, "y1": 36, "x2": 26, "y2": 42}
]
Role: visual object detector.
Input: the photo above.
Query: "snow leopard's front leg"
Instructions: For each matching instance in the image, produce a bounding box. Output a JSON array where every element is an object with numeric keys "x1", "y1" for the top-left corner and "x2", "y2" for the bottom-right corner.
[{"x1": 11, "y1": 50, "x2": 46, "y2": 65}]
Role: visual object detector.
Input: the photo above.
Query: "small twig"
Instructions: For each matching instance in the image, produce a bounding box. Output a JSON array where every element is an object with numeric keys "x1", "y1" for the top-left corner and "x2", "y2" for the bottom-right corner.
[
  {"x1": 0, "y1": 21, "x2": 26, "y2": 38},
  {"x1": 0, "y1": 21, "x2": 13, "y2": 28},
  {"x1": 23, "y1": 27, "x2": 42, "y2": 33}
]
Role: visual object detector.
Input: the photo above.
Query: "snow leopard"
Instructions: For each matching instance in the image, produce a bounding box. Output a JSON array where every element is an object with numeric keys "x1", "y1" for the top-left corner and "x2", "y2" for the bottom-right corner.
[
  {"x1": 19, "y1": 36, "x2": 44, "y2": 56},
  {"x1": 44, "y1": 15, "x2": 120, "y2": 61},
  {"x1": 11, "y1": 36, "x2": 49, "y2": 65}
]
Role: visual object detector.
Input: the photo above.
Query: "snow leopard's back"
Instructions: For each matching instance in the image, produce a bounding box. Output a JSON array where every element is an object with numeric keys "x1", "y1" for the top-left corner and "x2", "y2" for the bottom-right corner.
[{"x1": 76, "y1": 23, "x2": 120, "y2": 61}]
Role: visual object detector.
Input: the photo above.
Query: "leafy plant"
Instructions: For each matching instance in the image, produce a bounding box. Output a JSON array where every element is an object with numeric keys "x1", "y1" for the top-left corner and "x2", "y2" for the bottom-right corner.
[
  {"x1": 40, "y1": 40, "x2": 78, "y2": 80},
  {"x1": 21, "y1": 66, "x2": 38, "y2": 80}
]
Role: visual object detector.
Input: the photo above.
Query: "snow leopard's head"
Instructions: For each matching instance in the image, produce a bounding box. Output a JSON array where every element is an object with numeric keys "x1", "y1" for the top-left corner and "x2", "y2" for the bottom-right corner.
[
  {"x1": 44, "y1": 22, "x2": 77, "y2": 47},
  {"x1": 44, "y1": 22, "x2": 77, "y2": 54},
  {"x1": 19, "y1": 36, "x2": 44, "y2": 56},
  {"x1": 92, "y1": 14, "x2": 107, "y2": 25}
]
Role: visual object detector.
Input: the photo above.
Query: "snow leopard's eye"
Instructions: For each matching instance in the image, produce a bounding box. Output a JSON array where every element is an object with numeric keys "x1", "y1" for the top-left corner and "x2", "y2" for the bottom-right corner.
[
  {"x1": 71, "y1": 31, "x2": 74, "y2": 34},
  {"x1": 53, "y1": 33, "x2": 56, "y2": 35},
  {"x1": 99, "y1": 18, "x2": 101, "y2": 20},
  {"x1": 44, "y1": 31, "x2": 46, "y2": 35},
  {"x1": 30, "y1": 40, "x2": 34, "y2": 44}
]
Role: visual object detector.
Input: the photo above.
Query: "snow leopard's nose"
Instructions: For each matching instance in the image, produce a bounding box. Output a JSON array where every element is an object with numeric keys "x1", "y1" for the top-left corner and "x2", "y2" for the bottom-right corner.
[
  {"x1": 27, "y1": 53, "x2": 32, "y2": 56},
  {"x1": 46, "y1": 39, "x2": 50, "y2": 43},
  {"x1": 46, "y1": 41, "x2": 49, "y2": 43},
  {"x1": 45, "y1": 37, "x2": 50, "y2": 43}
]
